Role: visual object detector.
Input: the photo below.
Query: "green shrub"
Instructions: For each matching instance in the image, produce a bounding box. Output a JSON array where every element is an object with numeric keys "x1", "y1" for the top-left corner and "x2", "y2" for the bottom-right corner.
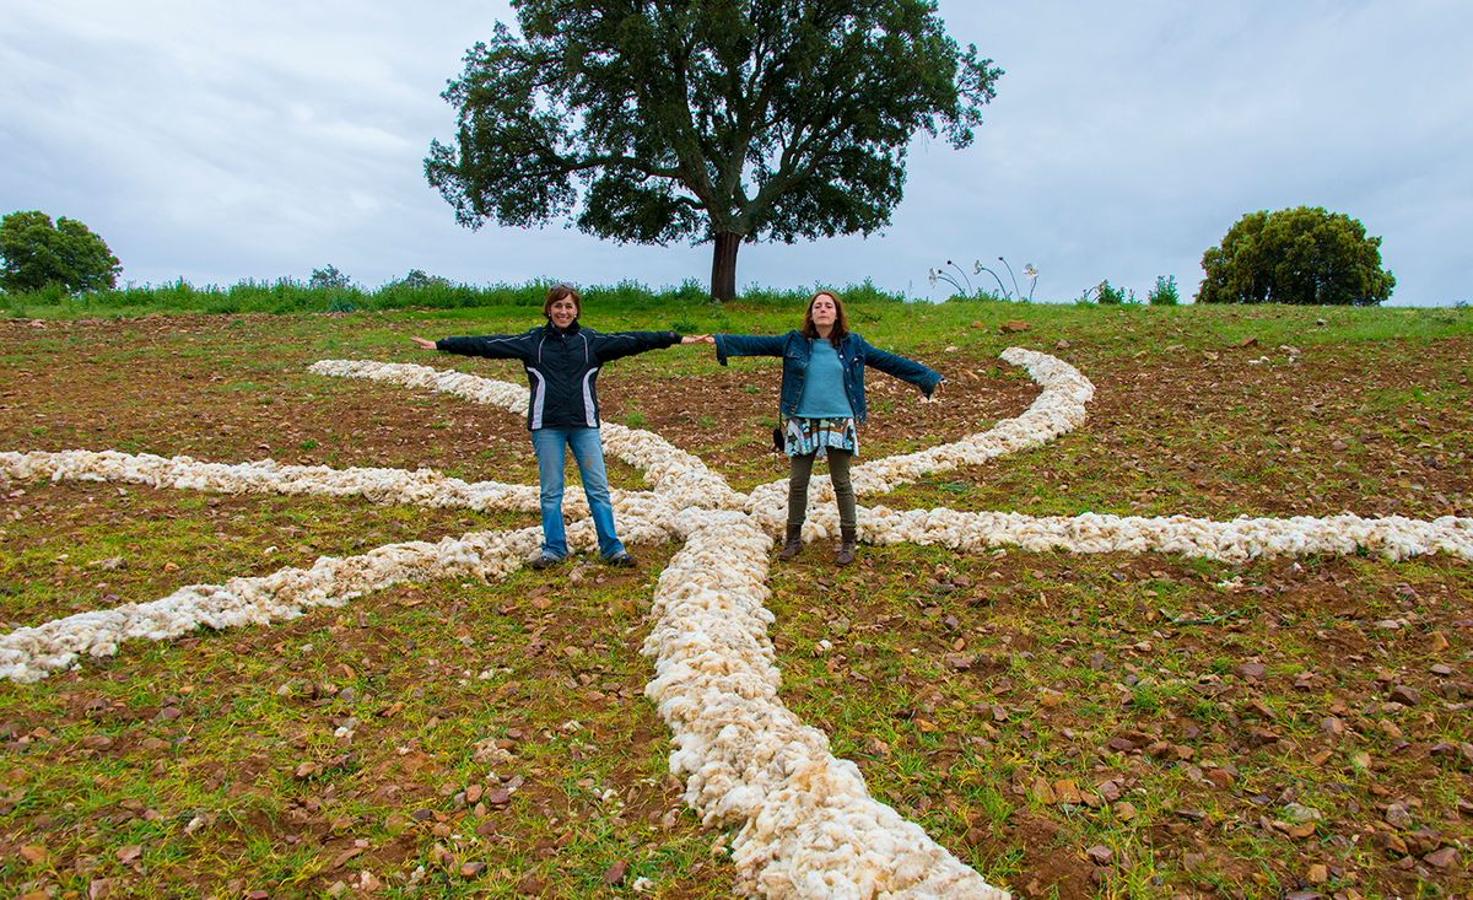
[
  {"x1": 1147, "y1": 275, "x2": 1180, "y2": 306},
  {"x1": 944, "y1": 289, "x2": 1009, "y2": 303},
  {"x1": 308, "y1": 265, "x2": 352, "y2": 290},
  {"x1": 1198, "y1": 206, "x2": 1395, "y2": 305},
  {"x1": 0, "y1": 210, "x2": 121, "y2": 292},
  {"x1": 1095, "y1": 280, "x2": 1133, "y2": 305},
  {"x1": 395, "y1": 269, "x2": 448, "y2": 289},
  {"x1": 0, "y1": 278, "x2": 915, "y2": 316},
  {"x1": 34, "y1": 282, "x2": 69, "y2": 306}
]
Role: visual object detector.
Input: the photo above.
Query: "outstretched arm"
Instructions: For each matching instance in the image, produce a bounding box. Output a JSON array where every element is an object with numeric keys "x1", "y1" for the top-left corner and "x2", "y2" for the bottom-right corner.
[
  {"x1": 415, "y1": 333, "x2": 530, "y2": 361},
  {"x1": 712, "y1": 333, "x2": 787, "y2": 366},
  {"x1": 591, "y1": 330, "x2": 682, "y2": 362},
  {"x1": 864, "y1": 342, "x2": 944, "y2": 397}
]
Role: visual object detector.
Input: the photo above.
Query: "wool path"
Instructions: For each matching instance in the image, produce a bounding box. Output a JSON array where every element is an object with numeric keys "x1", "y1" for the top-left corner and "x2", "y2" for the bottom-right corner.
[{"x1": 4, "y1": 349, "x2": 1470, "y2": 898}]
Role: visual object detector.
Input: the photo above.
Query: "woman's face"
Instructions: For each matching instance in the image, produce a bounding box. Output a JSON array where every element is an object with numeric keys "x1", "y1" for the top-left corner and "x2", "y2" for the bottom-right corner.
[
  {"x1": 548, "y1": 297, "x2": 578, "y2": 328},
  {"x1": 810, "y1": 293, "x2": 837, "y2": 328}
]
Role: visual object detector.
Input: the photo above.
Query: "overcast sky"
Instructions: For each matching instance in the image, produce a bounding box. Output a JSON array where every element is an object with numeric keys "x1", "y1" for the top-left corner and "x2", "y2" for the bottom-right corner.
[{"x1": 3, "y1": 1, "x2": 1470, "y2": 305}]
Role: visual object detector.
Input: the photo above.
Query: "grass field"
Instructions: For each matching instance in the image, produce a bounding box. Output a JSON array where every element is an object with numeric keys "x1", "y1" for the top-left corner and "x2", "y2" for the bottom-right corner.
[{"x1": 2, "y1": 299, "x2": 1471, "y2": 897}]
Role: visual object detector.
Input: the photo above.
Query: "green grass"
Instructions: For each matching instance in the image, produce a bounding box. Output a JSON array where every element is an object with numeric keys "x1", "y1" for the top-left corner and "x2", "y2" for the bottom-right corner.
[
  {"x1": 0, "y1": 278, "x2": 908, "y2": 318},
  {"x1": 1, "y1": 298, "x2": 1470, "y2": 896}
]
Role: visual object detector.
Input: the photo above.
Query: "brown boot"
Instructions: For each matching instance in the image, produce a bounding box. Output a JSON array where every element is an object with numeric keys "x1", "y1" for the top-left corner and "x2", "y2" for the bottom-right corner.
[
  {"x1": 777, "y1": 524, "x2": 803, "y2": 561},
  {"x1": 836, "y1": 526, "x2": 858, "y2": 566}
]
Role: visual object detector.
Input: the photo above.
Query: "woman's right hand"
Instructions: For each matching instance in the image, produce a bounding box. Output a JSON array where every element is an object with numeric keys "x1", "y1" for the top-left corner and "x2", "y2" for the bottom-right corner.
[{"x1": 410, "y1": 336, "x2": 437, "y2": 350}]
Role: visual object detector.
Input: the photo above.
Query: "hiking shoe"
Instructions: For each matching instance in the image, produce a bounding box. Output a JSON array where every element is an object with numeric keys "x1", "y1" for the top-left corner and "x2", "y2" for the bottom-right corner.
[
  {"x1": 777, "y1": 524, "x2": 803, "y2": 561},
  {"x1": 528, "y1": 552, "x2": 565, "y2": 570},
  {"x1": 604, "y1": 551, "x2": 637, "y2": 568},
  {"x1": 835, "y1": 525, "x2": 858, "y2": 567}
]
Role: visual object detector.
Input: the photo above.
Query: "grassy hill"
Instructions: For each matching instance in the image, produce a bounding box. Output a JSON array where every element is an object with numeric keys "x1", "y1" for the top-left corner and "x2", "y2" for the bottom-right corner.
[{"x1": 1, "y1": 299, "x2": 1470, "y2": 896}]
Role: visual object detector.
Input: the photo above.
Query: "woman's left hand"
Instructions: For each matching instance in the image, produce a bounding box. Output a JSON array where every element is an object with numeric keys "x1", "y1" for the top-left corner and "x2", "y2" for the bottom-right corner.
[
  {"x1": 680, "y1": 334, "x2": 710, "y2": 345},
  {"x1": 921, "y1": 380, "x2": 944, "y2": 403}
]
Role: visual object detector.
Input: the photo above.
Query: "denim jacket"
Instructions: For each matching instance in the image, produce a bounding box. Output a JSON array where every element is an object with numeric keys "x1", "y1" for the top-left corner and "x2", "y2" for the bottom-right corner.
[{"x1": 714, "y1": 330, "x2": 942, "y2": 423}]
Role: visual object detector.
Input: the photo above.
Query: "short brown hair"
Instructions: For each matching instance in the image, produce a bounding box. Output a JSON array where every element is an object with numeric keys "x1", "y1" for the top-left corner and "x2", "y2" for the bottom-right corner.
[
  {"x1": 800, "y1": 290, "x2": 849, "y2": 346},
  {"x1": 543, "y1": 283, "x2": 582, "y2": 319}
]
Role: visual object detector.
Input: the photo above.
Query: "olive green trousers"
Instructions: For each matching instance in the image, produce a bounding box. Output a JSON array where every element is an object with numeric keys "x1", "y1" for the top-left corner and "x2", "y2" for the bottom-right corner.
[{"x1": 786, "y1": 449, "x2": 856, "y2": 530}]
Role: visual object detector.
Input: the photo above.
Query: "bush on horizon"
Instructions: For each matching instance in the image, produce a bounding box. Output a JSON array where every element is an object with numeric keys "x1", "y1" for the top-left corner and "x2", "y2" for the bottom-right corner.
[
  {"x1": 1093, "y1": 280, "x2": 1136, "y2": 305},
  {"x1": 1147, "y1": 275, "x2": 1180, "y2": 306},
  {"x1": 0, "y1": 210, "x2": 122, "y2": 293},
  {"x1": 1198, "y1": 206, "x2": 1395, "y2": 306},
  {"x1": 0, "y1": 276, "x2": 917, "y2": 316}
]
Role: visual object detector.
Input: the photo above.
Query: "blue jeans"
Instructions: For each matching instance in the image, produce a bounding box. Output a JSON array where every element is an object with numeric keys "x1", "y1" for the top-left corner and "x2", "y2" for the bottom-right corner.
[{"x1": 530, "y1": 426, "x2": 625, "y2": 559}]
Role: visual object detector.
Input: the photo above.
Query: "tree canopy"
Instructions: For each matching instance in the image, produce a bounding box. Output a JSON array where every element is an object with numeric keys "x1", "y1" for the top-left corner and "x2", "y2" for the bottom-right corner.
[
  {"x1": 425, "y1": 0, "x2": 1000, "y2": 300},
  {"x1": 308, "y1": 265, "x2": 352, "y2": 289},
  {"x1": 0, "y1": 210, "x2": 121, "y2": 294},
  {"x1": 1197, "y1": 206, "x2": 1395, "y2": 306}
]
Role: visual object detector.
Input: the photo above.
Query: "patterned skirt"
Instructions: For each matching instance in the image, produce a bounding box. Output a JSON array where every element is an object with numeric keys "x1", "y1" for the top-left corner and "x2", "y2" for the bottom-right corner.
[{"x1": 783, "y1": 416, "x2": 859, "y2": 459}]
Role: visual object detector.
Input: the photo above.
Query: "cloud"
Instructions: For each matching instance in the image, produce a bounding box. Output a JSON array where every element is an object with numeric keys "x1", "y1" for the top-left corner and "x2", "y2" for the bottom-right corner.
[{"x1": 2, "y1": 0, "x2": 1469, "y2": 303}]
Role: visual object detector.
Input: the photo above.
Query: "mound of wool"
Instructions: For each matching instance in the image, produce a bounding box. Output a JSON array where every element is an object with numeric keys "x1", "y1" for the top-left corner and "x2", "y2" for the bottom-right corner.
[
  {"x1": 641, "y1": 511, "x2": 1008, "y2": 896},
  {"x1": 735, "y1": 755, "x2": 1007, "y2": 899},
  {"x1": 0, "y1": 527, "x2": 540, "y2": 683},
  {"x1": 745, "y1": 347, "x2": 1093, "y2": 532},
  {"x1": 311, "y1": 360, "x2": 741, "y2": 508},
  {"x1": 309, "y1": 359, "x2": 528, "y2": 413},
  {"x1": 0, "y1": 449, "x2": 542, "y2": 513},
  {"x1": 859, "y1": 507, "x2": 1473, "y2": 564},
  {"x1": 16, "y1": 347, "x2": 1472, "y2": 897}
]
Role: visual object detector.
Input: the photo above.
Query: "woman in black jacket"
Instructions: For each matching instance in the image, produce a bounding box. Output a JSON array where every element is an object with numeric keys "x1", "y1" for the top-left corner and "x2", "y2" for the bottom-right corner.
[{"x1": 413, "y1": 284, "x2": 704, "y2": 569}]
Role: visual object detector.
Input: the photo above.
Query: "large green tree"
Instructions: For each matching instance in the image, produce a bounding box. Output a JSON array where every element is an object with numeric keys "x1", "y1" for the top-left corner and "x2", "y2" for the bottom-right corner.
[
  {"x1": 0, "y1": 210, "x2": 122, "y2": 294},
  {"x1": 425, "y1": 0, "x2": 999, "y2": 301},
  {"x1": 1197, "y1": 206, "x2": 1395, "y2": 306}
]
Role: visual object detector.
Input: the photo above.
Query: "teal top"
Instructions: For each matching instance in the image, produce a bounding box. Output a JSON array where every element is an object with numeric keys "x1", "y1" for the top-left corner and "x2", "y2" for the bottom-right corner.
[{"x1": 795, "y1": 339, "x2": 854, "y2": 418}]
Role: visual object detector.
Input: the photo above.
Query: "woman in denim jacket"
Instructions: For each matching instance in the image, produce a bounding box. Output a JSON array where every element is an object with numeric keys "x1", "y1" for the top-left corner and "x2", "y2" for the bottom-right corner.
[
  {"x1": 414, "y1": 284, "x2": 705, "y2": 569},
  {"x1": 711, "y1": 290, "x2": 942, "y2": 565}
]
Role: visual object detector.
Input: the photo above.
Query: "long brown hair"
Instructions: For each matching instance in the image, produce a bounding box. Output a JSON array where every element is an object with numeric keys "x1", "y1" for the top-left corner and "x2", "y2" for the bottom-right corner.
[{"x1": 800, "y1": 289, "x2": 848, "y2": 347}]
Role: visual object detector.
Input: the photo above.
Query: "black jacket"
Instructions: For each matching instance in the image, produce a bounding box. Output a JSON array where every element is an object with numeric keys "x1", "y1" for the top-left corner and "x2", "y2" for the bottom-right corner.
[{"x1": 436, "y1": 321, "x2": 681, "y2": 429}]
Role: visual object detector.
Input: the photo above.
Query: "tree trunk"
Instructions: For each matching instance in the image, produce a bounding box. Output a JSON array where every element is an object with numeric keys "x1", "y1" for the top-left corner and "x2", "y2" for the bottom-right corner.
[{"x1": 710, "y1": 232, "x2": 741, "y2": 303}]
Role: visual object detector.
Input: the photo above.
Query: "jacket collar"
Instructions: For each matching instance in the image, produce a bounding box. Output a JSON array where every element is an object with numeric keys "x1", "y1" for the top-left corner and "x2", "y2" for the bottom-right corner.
[
  {"x1": 543, "y1": 319, "x2": 582, "y2": 336},
  {"x1": 800, "y1": 330, "x2": 848, "y2": 349}
]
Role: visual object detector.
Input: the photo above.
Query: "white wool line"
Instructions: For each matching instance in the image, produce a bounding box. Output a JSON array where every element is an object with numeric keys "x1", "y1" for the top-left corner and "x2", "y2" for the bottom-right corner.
[
  {"x1": 309, "y1": 359, "x2": 529, "y2": 414},
  {"x1": 0, "y1": 526, "x2": 544, "y2": 683},
  {"x1": 859, "y1": 507, "x2": 1473, "y2": 564},
  {"x1": 20, "y1": 346, "x2": 1461, "y2": 896},
  {"x1": 643, "y1": 510, "x2": 1007, "y2": 898},
  {"x1": 0, "y1": 447, "x2": 679, "y2": 520},
  {"x1": 0, "y1": 449, "x2": 543, "y2": 513},
  {"x1": 5, "y1": 350, "x2": 1071, "y2": 893},
  {"x1": 745, "y1": 346, "x2": 1095, "y2": 518},
  {"x1": 848, "y1": 347, "x2": 1092, "y2": 496},
  {"x1": 0, "y1": 502, "x2": 685, "y2": 685},
  {"x1": 309, "y1": 359, "x2": 741, "y2": 507},
  {"x1": 602, "y1": 421, "x2": 744, "y2": 509}
]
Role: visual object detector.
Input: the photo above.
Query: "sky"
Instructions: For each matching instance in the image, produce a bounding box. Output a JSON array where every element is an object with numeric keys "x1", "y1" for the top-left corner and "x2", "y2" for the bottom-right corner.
[{"x1": 2, "y1": 1, "x2": 1470, "y2": 305}]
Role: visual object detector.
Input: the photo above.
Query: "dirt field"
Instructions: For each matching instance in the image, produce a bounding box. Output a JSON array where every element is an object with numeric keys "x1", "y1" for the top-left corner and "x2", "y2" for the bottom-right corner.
[{"x1": 1, "y1": 306, "x2": 1470, "y2": 898}]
